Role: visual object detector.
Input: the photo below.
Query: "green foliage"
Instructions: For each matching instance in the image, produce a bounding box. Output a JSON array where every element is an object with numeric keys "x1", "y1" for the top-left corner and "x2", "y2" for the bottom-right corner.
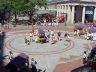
[
  {"x1": 0, "y1": 0, "x2": 47, "y2": 22},
  {"x1": 0, "y1": 0, "x2": 11, "y2": 10},
  {"x1": 0, "y1": 0, "x2": 47, "y2": 11}
]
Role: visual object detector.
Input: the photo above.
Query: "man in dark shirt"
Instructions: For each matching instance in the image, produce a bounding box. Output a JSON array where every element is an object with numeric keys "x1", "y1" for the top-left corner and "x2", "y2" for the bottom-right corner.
[{"x1": 57, "y1": 31, "x2": 61, "y2": 40}]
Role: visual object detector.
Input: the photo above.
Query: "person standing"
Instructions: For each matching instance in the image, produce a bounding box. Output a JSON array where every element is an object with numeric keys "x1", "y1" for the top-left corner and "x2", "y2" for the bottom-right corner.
[
  {"x1": 83, "y1": 51, "x2": 87, "y2": 65},
  {"x1": 31, "y1": 27, "x2": 35, "y2": 41},
  {"x1": 57, "y1": 31, "x2": 61, "y2": 40},
  {"x1": 50, "y1": 30, "x2": 54, "y2": 44},
  {"x1": 43, "y1": 19, "x2": 46, "y2": 26},
  {"x1": 32, "y1": 27, "x2": 35, "y2": 34},
  {"x1": 47, "y1": 30, "x2": 50, "y2": 41},
  {"x1": 77, "y1": 29, "x2": 80, "y2": 36},
  {"x1": 31, "y1": 58, "x2": 37, "y2": 72},
  {"x1": 29, "y1": 32, "x2": 32, "y2": 42},
  {"x1": 9, "y1": 51, "x2": 13, "y2": 62}
]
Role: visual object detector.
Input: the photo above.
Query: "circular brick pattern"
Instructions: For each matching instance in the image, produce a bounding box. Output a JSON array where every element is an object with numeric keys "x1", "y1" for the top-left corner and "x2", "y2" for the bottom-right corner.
[{"x1": 5, "y1": 31, "x2": 74, "y2": 55}]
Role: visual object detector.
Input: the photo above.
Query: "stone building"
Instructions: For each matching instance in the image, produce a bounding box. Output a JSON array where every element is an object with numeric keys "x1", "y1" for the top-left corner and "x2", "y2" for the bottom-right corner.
[{"x1": 47, "y1": 0, "x2": 96, "y2": 24}]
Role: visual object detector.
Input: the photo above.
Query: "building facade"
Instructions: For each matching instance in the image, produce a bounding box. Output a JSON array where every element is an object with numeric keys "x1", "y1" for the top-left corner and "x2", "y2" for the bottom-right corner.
[{"x1": 48, "y1": 0, "x2": 96, "y2": 24}]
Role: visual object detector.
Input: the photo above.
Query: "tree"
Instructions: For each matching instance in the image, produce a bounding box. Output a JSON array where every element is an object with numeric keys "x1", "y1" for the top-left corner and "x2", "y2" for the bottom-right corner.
[
  {"x1": 0, "y1": 0, "x2": 12, "y2": 23},
  {"x1": 20, "y1": 0, "x2": 48, "y2": 24},
  {"x1": 0, "y1": 0, "x2": 48, "y2": 25}
]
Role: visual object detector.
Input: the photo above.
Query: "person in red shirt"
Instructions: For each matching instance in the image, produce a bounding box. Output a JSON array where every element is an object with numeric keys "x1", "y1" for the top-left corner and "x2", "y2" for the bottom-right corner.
[
  {"x1": 31, "y1": 27, "x2": 35, "y2": 41},
  {"x1": 32, "y1": 28, "x2": 35, "y2": 33}
]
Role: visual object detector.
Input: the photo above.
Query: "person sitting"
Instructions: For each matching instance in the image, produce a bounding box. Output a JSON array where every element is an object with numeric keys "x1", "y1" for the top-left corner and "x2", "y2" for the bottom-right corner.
[
  {"x1": 64, "y1": 33, "x2": 70, "y2": 41},
  {"x1": 39, "y1": 34, "x2": 47, "y2": 43},
  {"x1": 50, "y1": 33, "x2": 57, "y2": 44},
  {"x1": 34, "y1": 35, "x2": 39, "y2": 43},
  {"x1": 25, "y1": 36, "x2": 31, "y2": 45},
  {"x1": 87, "y1": 32, "x2": 93, "y2": 40}
]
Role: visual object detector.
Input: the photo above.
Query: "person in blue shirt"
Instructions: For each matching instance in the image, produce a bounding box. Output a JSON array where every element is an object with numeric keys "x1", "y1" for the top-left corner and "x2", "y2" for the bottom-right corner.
[{"x1": 31, "y1": 58, "x2": 37, "y2": 72}]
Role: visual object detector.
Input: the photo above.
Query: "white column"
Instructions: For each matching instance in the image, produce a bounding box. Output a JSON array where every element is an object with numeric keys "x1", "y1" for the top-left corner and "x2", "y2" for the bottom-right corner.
[
  {"x1": 62, "y1": 5, "x2": 63, "y2": 13},
  {"x1": 65, "y1": 5, "x2": 67, "y2": 13},
  {"x1": 56, "y1": 5, "x2": 58, "y2": 25},
  {"x1": 94, "y1": 7, "x2": 96, "y2": 21},
  {"x1": 67, "y1": 5, "x2": 71, "y2": 24},
  {"x1": 82, "y1": 6, "x2": 85, "y2": 23},
  {"x1": 57, "y1": 12, "x2": 59, "y2": 16},
  {"x1": 57, "y1": 5, "x2": 58, "y2": 16},
  {"x1": 62, "y1": 5, "x2": 63, "y2": 10},
  {"x1": 71, "y1": 6, "x2": 75, "y2": 24}
]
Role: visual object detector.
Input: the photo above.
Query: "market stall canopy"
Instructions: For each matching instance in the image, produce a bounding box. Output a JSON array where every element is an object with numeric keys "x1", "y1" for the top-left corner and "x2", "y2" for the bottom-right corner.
[
  {"x1": 86, "y1": 22, "x2": 94, "y2": 25},
  {"x1": 88, "y1": 28, "x2": 96, "y2": 33},
  {"x1": 56, "y1": 15, "x2": 64, "y2": 20},
  {"x1": 86, "y1": 22, "x2": 94, "y2": 27},
  {"x1": 74, "y1": 24, "x2": 85, "y2": 29},
  {"x1": 5, "y1": 53, "x2": 28, "y2": 68},
  {"x1": 37, "y1": 28, "x2": 45, "y2": 34}
]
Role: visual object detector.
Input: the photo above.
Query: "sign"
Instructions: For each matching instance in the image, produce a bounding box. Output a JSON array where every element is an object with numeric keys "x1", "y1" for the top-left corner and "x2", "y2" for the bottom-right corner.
[
  {"x1": 85, "y1": 6, "x2": 94, "y2": 15},
  {"x1": 85, "y1": 11, "x2": 93, "y2": 14}
]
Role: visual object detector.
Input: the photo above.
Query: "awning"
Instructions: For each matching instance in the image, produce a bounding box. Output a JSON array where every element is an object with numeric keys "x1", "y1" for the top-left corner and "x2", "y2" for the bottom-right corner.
[
  {"x1": 88, "y1": 28, "x2": 96, "y2": 33},
  {"x1": 37, "y1": 28, "x2": 45, "y2": 34},
  {"x1": 74, "y1": 24, "x2": 85, "y2": 29},
  {"x1": 56, "y1": 15, "x2": 64, "y2": 19}
]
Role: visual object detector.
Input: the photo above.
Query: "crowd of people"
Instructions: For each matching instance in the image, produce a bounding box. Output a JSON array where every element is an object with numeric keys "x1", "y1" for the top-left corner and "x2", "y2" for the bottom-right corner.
[
  {"x1": 1, "y1": 21, "x2": 96, "y2": 71},
  {"x1": 74, "y1": 23, "x2": 96, "y2": 41},
  {"x1": 24, "y1": 27, "x2": 71, "y2": 45}
]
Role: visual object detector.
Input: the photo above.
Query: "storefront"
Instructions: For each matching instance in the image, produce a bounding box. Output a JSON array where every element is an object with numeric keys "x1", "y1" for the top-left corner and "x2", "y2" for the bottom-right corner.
[{"x1": 48, "y1": 0, "x2": 96, "y2": 24}]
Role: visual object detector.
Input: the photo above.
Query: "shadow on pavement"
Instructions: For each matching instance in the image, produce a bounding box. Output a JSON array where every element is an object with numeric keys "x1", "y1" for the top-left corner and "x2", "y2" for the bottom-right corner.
[
  {"x1": 0, "y1": 32, "x2": 5, "y2": 67},
  {"x1": 71, "y1": 65, "x2": 96, "y2": 72}
]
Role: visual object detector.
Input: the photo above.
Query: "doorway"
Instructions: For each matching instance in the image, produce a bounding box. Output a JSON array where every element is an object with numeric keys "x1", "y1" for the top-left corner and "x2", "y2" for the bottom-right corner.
[
  {"x1": 85, "y1": 6, "x2": 94, "y2": 22},
  {"x1": 74, "y1": 6, "x2": 83, "y2": 23}
]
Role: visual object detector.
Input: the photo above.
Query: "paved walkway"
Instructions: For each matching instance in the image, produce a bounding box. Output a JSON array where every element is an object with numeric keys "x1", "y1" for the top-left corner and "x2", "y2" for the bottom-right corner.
[{"x1": 2, "y1": 24, "x2": 94, "y2": 72}]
